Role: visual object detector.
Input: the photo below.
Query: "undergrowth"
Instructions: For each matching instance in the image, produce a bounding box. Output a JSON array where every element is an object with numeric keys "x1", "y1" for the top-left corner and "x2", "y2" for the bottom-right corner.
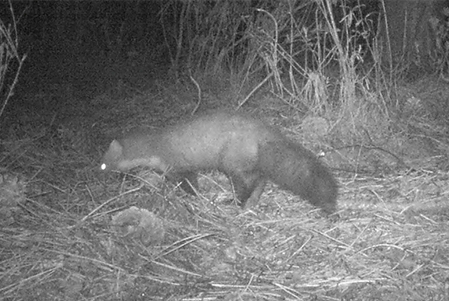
[{"x1": 1, "y1": 1, "x2": 449, "y2": 300}]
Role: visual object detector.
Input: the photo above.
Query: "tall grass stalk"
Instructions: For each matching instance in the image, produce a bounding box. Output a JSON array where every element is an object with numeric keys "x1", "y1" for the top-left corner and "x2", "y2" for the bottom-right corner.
[{"x1": 0, "y1": 1, "x2": 26, "y2": 119}]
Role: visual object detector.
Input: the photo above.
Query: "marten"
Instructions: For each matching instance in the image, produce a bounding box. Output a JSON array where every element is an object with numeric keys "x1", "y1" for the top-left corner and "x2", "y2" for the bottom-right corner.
[{"x1": 100, "y1": 110, "x2": 338, "y2": 214}]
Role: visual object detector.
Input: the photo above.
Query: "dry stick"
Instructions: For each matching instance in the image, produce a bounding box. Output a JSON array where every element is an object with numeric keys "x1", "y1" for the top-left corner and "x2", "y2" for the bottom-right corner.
[
  {"x1": 44, "y1": 248, "x2": 125, "y2": 273},
  {"x1": 237, "y1": 72, "x2": 273, "y2": 109},
  {"x1": 0, "y1": 266, "x2": 58, "y2": 295},
  {"x1": 79, "y1": 182, "x2": 144, "y2": 223},
  {"x1": 379, "y1": 0, "x2": 393, "y2": 85},
  {"x1": 363, "y1": 128, "x2": 408, "y2": 168},
  {"x1": 189, "y1": 73, "x2": 202, "y2": 115},
  {"x1": 155, "y1": 233, "x2": 214, "y2": 259},
  {"x1": 0, "y1": 4, "x2": 27, "y2": 118},
  {"x1": 0, "y1": 54, "x2": 26, "y2": 118},
  {"x1": 256, "y1": 9, "x2": 282, "y2": 94}
]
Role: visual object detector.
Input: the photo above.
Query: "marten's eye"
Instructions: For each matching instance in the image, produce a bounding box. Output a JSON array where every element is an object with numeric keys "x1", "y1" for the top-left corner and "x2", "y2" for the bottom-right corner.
[{"x1": 100, "y1": 163, "x2": 107, "y2": 170}]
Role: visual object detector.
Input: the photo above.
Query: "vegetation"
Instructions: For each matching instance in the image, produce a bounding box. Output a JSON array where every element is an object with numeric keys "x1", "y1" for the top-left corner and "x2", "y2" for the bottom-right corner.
[
  {"x1": 0, "y1": 2, "x2": 26, "y2": 118},
  {"x1": 1, "y1": 0, "x2": 448, "y2": 300}
]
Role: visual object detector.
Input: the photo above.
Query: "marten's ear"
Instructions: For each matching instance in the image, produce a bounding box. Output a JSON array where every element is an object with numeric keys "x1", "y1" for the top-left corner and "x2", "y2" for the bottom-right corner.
[{"x1": 108, "y1": 140, "x2": 123, "y2": 155}]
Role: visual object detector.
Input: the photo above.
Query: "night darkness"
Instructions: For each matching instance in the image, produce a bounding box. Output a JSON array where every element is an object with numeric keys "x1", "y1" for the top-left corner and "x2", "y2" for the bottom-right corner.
[{"x1": 1, "y1": 1, "x2": 449, "y2": 300}]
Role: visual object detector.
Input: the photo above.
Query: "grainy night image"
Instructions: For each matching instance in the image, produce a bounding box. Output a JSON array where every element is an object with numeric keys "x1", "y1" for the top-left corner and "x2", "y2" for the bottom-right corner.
[{"x1": 1, "y1": 0, "x2": 448, "y2": 300}]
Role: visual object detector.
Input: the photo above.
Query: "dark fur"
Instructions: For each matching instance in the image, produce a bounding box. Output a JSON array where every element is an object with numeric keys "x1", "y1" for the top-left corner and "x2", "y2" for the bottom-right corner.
[{"x1": 100, "y1": 111, "x2": 338, "y2": 213}]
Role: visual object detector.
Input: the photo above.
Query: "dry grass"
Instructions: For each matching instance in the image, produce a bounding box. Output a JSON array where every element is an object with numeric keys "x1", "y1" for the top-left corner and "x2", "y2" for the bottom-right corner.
[
  {"x1": 2, "y1": 1, "x2": 449, "y2": 299},
  {"x1": 1, "y1": 76, "x2": 449, "y2": 301},
  {"x1": 1, "y1": 164, "x2": 448, "y2": 300}
]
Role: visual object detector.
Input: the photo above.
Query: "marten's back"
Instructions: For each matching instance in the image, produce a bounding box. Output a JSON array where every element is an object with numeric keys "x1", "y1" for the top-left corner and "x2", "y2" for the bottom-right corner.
[{"x1": 109, "y1": 111, "x2": 283, "y2": 173}]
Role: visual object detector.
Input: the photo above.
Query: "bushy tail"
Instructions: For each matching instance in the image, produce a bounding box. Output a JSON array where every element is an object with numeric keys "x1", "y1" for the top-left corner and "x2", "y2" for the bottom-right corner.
[{"x1": 258, "y1": 140, "x2": 338, "y2": 213}]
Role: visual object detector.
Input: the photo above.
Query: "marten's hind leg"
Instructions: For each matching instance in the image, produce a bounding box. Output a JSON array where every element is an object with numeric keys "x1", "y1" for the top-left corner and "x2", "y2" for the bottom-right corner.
[{"x1": 229, "y1": 171, "x2": 266, "y2": 209}]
